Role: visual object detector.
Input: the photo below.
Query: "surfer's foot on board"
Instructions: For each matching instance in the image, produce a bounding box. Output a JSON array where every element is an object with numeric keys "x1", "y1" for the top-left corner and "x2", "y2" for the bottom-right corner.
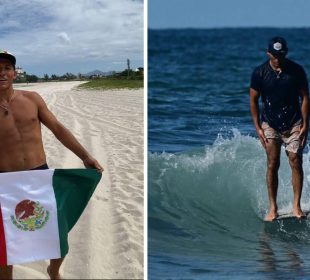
[
  {"x1": 293, "y1": 207, "x2": 307, "y2": 219},
  {"x1": 47, "y1": 266, "x2": 61, "y2": 280},
  {"x1": 264, "y1": 209, "x2": 278, "y2": 221}
]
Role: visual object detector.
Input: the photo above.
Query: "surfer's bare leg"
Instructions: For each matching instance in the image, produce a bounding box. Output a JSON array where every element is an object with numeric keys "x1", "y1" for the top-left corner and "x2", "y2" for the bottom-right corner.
[
  {"x1": 48, "y1": 257, "x2": 64, "y2": 280},
  {"x1": 0, "y1": 265, "x2": 12, "y2": 279},
  {"x1": 265, "y1": 139, "x2": 281, "y2": 221},
  {"x1": 287, "y1": 151, "x2": 305, "y2": 218}
]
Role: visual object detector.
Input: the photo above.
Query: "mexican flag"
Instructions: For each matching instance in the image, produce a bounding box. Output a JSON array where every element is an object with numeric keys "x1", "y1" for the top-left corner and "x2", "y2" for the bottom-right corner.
[{"x1": 0, "y1": 168, "x2": 102, "y2": 265}]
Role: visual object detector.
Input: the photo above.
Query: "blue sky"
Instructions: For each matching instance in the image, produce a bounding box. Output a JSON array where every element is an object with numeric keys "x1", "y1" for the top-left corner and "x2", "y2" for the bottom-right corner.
[
  {"x1": 0, "y1": 0, "x2": 143, "y2": 76},
  {"x1": 149, "y1": 0, "x2": 310, "y2": 29}
]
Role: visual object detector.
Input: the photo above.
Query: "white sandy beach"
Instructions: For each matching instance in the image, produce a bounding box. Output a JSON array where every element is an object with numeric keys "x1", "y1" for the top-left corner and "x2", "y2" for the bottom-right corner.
[{"x1": 12, "y1": 81, "x2": 144, "y2": 279}]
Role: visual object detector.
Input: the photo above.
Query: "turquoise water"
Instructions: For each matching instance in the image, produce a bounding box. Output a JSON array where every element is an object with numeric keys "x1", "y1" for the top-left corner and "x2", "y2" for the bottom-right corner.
[{"x1": 148, "y1": 28, "x2": 310, "y2": 279}]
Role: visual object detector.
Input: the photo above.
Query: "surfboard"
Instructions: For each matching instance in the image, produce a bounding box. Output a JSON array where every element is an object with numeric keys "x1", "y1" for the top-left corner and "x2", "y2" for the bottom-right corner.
[{"x1": 275, "y1": 210, "x2": 310, "y2": 221}]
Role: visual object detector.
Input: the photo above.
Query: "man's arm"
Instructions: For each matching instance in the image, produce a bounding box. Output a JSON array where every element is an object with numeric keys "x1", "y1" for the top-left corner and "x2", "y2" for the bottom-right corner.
[
  {"x1": 32, "y1": 92, "x2": 103, "y2": 172},
  {"x1": 299, "y1": 88, "x2": 309, "y2": 148},
  {"x1": 250, "y1": 88, "x2": 267, "y2": 149}
]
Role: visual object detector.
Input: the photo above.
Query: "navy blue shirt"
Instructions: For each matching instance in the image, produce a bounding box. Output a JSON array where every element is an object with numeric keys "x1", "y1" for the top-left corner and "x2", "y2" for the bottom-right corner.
[{"x1": 251, "y1": 59, "x2": 308, "y2": 132}]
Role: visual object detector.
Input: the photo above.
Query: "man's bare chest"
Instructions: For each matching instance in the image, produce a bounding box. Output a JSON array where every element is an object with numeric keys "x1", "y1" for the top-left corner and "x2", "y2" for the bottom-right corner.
[{"x1": 0, "y1": 101, "x2": 39, "y2": 137}]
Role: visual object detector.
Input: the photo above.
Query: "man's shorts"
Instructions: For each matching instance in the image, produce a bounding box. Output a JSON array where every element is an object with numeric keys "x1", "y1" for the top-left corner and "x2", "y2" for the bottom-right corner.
[{"x1": 261, "y1": 121, "x2": 302, "y2": 154}]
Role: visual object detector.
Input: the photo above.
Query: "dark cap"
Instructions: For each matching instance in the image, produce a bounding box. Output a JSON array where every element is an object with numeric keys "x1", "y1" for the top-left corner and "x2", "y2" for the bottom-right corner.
[
  {"x1": 268, "y1": 37, "x2": 288, "y2": 56},
  {"x1": 0, "y1": 50, "x2": 16, "y2": 66}
]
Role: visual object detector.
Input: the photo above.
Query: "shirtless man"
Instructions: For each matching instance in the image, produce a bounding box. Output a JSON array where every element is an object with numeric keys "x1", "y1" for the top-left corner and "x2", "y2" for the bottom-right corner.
[
  {"x1": 0, "y1": 50, "x2": 103, "y2": 279},
  {"x1": 250, "y1": 37, "x2": 309, "y2": 221}
]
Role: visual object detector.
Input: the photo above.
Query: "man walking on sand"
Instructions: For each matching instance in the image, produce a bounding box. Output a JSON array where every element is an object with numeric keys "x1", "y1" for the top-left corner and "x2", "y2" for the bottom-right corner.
[
  {"x1": 250, "y1": 37, "x2": 309, "y2": 222},
  {"x1": 0, "y1": 50, "x2": 103, "y2": 279}
]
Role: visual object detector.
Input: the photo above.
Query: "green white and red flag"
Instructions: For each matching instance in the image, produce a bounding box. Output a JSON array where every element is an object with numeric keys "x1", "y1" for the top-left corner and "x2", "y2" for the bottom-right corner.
[{"x1": 0, "y1": 168, "x2": 101, "y2": 265}]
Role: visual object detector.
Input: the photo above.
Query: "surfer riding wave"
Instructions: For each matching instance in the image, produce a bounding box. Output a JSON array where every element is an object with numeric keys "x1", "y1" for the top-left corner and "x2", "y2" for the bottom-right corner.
[{"x1": 250, "y1": 37, "x2": 309, "y2": 221}]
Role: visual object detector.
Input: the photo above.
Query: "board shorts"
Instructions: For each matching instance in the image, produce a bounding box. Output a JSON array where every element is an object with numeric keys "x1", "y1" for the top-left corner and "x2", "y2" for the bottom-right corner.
[{"x1": 261, "y1": 121, "x2": 303, "y2": 155}]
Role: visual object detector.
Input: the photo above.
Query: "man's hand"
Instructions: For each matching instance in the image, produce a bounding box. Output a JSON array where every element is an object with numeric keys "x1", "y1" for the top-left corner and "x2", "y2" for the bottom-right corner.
[
  {"x1": 257, "y1": 128, "x2": 268, "y2": 149},
  {"x1": 299, "y1": 124, "x2": 309, "y2": 148},
  {"x1": 83, "y1": 156, "x2": 104, "y2": 173}
]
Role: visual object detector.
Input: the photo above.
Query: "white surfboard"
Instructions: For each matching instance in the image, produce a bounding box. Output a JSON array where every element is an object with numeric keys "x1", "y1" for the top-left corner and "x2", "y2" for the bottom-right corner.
[{"x1": 275, "y1": 210, "x2": 310, "y2": 220}]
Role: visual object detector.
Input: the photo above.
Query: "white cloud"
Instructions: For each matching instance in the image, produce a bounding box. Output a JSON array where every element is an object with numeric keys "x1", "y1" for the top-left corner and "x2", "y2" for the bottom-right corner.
[
  {"x1": 0, "y1": 0, "x2": 143, "y2": 75},
  {"x1": 57, "y1": 32, "x2": 71, "y2": 44}
]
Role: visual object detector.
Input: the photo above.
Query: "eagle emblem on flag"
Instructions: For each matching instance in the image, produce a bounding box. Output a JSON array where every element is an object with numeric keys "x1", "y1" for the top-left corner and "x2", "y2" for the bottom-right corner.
[{"x1": 10, "y1": 199, "x2": 49, "y2": 231}]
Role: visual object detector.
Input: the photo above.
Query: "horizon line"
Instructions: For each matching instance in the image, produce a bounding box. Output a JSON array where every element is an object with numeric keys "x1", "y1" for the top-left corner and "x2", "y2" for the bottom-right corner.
[{"x1": 148, "y1": 26, "x2": 310, "y2": 31}]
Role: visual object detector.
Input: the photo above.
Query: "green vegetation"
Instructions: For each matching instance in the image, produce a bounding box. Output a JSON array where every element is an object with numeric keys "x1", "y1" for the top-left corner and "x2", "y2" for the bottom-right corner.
[
  {"x1": 13, "y1": 65, "x2": 144, "y2": 90},
  {"x1": 14, "y1": 73, "x2": 39, "y2": 83},
  {"x1": 78, "y1": 78, "x2": 143, "y2": 90},
  {"x1": 14, "y1": 72, "x2": 78, "y2": 83},
  {"x1": 78, "y1": 69, "x2": 144, "y2": 90}
]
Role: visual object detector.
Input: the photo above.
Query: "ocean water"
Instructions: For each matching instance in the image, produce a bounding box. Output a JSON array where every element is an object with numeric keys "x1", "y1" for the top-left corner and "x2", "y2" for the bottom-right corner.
[{"x1": 148, "y1": 28, "x2": 310, "y2": 279}]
